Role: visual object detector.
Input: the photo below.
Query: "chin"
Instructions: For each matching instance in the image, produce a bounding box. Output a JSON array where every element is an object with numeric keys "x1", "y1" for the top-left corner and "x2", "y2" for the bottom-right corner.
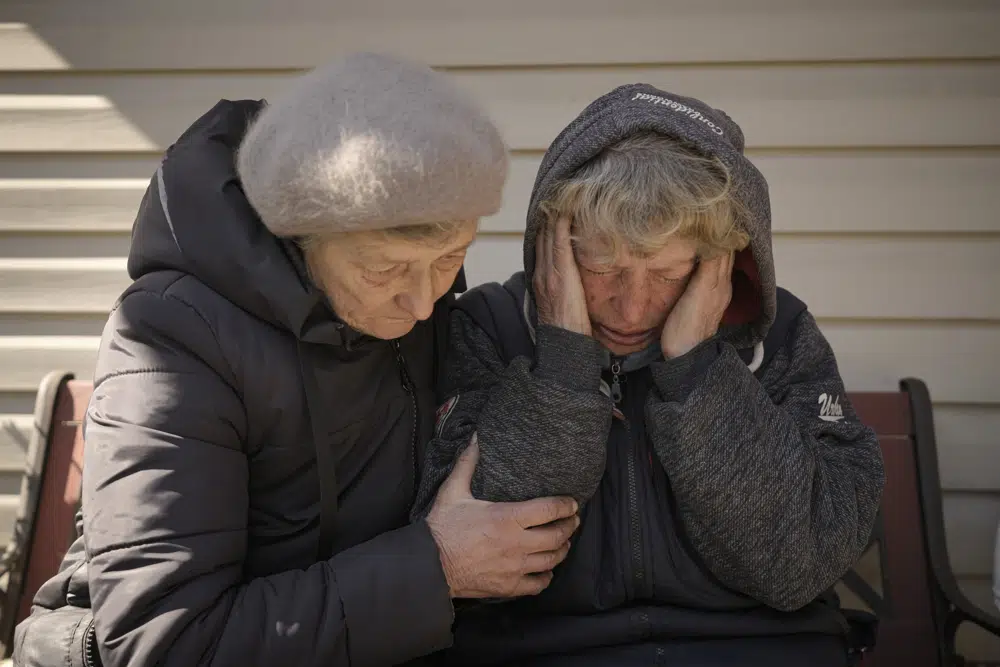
[
  {"x1": 365, "y1": 318, "x2": 417, "y2": 340},
  {"x1": 594, "y1": 335, "x2": 652, "y2": 357},
  {"x1": 608, "y1": 343, "x2": 650, "y2": 356}
]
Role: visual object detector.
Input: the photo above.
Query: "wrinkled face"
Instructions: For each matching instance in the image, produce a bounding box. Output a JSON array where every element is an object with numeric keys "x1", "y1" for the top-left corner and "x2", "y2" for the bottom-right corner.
[
  {"x1": 575, "y1": 236, "x2": 700, "y2": 355},
  {"x1": 306, "y1": 221, "x2": 478, "y2": 340}
]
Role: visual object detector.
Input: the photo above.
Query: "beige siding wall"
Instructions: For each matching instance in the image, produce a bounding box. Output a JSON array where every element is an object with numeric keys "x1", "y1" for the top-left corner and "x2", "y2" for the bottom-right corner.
[{"x1": 1, "y1": 0, "x2": 998, "y2": 656}]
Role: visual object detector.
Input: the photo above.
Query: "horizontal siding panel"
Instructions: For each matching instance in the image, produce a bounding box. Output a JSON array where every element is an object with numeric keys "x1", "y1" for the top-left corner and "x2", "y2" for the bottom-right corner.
[
  {"x1": 0, "y1": 258, "x2": 126, "y2": 313},
  {"x1": 0, "y1": 413, "x2": 28, "y2": 470},
  {"x1": 0, "y1": 313, "x2": 108, "y2": 337},
  {"x1": 0, "y1": 94, "x2": 157, "y2": 152},
  {"x1": 0, "y1": 472, "x2": 21, "y2": 497},
  {"x1": 0, "y1": 232, "x2": 131, "y2": 258},
  {"x1": 463, "y1": 235, "x2": 1000, "y2": 320},
  {"x1": 0, "y1": 495, "x2": 19, "y2": 546},
  {"x1": 3, "y1": 1, "x2": 999, "y2": 70},
  {"x1": 0, "y1": 63, "x2": 996, "y2": 152},
  {"x1": 755, "y1": 153, "x2": 1000, "y2": 234},
  {"x1": 464, "y1": 64, "x2": 1000, "y2": 151},
  {"x1": 772, "y1": 237, "x2": 1000, "y2": 320},
  {"x1": 937, "y1": 406, "x2": 1000, "y2": 492},
  {"x1": 0, "y1": 22, "x2": 67, "y2": 70},
  {"x1": 944, "y1": 493, "x2": 1000, "y2": 578},
  {"x1": 0, "y1": 336, "x2": 98, "y2": 391},
  {"x1": 0, "y1": 392, "x2": 35, "y2": 415},
  {"x1": 823, "y1": 324, "x2": 999, "y2": 404},
  {"x1": 0, "y1": 154, "x2": 160, "y2": 179},
  {"x1": 0, "y1": 179, "x2": 147, "y2": 231},
  {"x1": 13, "y1": 152, "x2": 998, "y2": 234}
]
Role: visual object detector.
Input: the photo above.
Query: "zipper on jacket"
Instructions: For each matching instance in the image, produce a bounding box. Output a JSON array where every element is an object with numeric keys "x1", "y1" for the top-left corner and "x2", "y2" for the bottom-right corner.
[
  {"x1": 611, "y1": 359, "x2": 646, "y2": 595},
  {"x1": 610, "y1": 360, "x2": 624, "y2": 403},
  {"x1": 392, "y1": 340, "x2": 419, "y2": 493},
  {"x1": 83, "y1": 618, "x2": 99, "y2": 667}
]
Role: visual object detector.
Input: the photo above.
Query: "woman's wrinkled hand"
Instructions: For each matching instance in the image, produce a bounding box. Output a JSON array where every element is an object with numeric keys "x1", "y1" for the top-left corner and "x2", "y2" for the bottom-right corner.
[
  {"x1": 660, "y1": 252, "x2": 733, "y2": 359},
  {"x1": 533, "y1": 217, "x2": 592, "y2": 337},
  {"x1": 426, "y1": 435, "x2": 580, "y2": 599}
]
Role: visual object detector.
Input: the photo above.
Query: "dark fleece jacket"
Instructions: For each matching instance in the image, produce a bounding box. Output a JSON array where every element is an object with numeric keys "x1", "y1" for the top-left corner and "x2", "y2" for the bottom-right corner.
[{"x1": 411, "y1": 84, "x2": 884, "y2": 664}]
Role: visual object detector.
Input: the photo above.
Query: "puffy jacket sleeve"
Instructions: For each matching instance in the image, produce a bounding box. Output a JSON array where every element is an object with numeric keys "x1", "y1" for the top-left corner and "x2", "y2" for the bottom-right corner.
[
  {"x1": 83, "y1": 286, "x2": 454, "y2": 667},
  {"x1": 644, "y1": 309, "x2": 885, "y2": 612},
  {"x1": 412, "y1": 307, "x2": 612, "y2": 515}
]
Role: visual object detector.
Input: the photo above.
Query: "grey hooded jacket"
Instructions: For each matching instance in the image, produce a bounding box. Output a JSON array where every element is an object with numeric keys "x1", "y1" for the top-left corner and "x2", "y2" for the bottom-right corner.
[{"x1": 412, "y1": 84, "x2": 885, "y2": 665}]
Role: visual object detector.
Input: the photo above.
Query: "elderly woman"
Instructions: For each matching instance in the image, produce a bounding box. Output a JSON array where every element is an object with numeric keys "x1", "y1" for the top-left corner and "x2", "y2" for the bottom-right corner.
[
  {"x1": 14, "y1": 53, "x2": 580, "y2": 667},
  {"x1": 413, "y1": 84, "x2": 885, "y2": 666}
]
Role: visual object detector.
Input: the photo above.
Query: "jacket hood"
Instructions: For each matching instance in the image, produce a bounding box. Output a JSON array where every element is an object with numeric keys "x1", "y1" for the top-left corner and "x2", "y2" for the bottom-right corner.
[
  {"x1": 128, "y1": 99, "x2": 463, "y2": 347},
  {"x1": 523, "y1": 83, "x2": 776, "y2": 348}
]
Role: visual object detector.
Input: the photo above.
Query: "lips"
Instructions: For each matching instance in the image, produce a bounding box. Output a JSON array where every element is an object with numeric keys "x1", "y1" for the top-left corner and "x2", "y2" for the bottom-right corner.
[{"x1": 596, "y1": 324, "x2": 655, "y2": 346}]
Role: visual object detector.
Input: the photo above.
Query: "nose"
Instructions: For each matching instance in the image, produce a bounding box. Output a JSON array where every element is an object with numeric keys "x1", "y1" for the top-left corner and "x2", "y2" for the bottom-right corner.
[
  {"x1": 398, "y1": 270, "x2": 436, "y2": 321},
  {"x1": 616, "y1": 274, "x2": 648, "y2": 327}
]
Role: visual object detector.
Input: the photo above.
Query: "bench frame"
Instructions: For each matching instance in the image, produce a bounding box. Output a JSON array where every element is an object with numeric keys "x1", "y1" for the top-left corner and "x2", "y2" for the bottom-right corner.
[
  {"x1": 0, "y1": 371, "x2": 86, "y2": 657},
  {"x1": 842, "y1": 378, "x2": 1000, "y2": 666},
  {"x1": 904, "y1": 378, "x2": 1000, "y2": 665}
]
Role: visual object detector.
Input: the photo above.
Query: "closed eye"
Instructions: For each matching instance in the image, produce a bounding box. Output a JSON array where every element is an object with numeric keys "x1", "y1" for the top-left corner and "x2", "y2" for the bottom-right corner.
[
  {"x1": 653, "y1": 273, "x2": 687, "y2": 283},
  {"x1": 436, "y1": 253, "x2": 466, "y2": 269},
  {"x1": 366, "y1": 264, "x2": 401, "y2": 275},
  {"x1": 580, "y1": 265, "x2": 617, "y2": 276},
  {"x1": 362, "y1": 263, "x2": 405, "y2": 283}
]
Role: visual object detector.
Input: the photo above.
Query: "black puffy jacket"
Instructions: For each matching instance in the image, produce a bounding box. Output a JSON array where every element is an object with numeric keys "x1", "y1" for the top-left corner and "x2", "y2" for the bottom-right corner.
[{"x1": 14, "y1": 100, "x2": 458, "y2": 667}]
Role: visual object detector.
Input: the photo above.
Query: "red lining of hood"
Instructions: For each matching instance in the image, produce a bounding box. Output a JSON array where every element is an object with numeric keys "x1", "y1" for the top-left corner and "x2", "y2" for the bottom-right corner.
[{"x1": 722, "y1": 248, "x2": 762, "y2": 326}]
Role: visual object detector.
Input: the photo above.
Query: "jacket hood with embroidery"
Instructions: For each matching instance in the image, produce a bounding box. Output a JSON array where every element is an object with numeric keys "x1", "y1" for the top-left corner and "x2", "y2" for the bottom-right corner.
[{"x1": 523, "y1": 84, "x2": 774, "y2": 349}]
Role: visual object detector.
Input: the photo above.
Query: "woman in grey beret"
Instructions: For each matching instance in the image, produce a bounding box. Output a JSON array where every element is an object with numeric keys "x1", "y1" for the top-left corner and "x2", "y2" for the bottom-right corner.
[{"x1": 14, "y1": 53, "x2": 579, "y2": 667}]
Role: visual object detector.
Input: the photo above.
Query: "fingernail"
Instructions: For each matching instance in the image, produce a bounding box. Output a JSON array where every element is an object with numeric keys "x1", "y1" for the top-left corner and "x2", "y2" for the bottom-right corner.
[{"x1": 571, "y1": 500, "x2": 579, "y2": 513}]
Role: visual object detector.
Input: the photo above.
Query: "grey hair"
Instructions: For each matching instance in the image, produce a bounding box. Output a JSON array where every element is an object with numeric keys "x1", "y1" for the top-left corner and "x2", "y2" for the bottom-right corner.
[
  {"x1": 296, "y1": 219, "x2": 479, "y2": 253},
  {"x1": 236, "y1": 52, "x2": 508, "y2": 239},
  {"x1": 539, "y1": 131, "x2": 750, "y2": 262}
]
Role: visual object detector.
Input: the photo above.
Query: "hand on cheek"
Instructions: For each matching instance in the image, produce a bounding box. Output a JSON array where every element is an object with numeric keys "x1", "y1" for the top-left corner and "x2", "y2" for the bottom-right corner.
[
  {"x1": 533, "y1": 217, "x2": 592, "y2": 337},
  {"x1": 660, "y1": 252, "x2": 734, "y2": 359}
]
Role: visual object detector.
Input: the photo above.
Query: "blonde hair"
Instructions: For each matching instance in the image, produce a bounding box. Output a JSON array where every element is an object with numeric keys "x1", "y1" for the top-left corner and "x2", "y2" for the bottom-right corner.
[{"x1": 538, "y1": 132, "x2": 750, "y2": 263}]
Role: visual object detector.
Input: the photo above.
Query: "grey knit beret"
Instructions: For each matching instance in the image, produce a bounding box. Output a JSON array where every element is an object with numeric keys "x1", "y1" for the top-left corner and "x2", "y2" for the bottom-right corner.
[{"x1": 237, "y1": 52, "x2": 509, "y2": 237}]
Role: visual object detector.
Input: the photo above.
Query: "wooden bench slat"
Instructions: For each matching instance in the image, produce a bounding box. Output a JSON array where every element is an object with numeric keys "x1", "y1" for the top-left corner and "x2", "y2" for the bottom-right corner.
[{"x1": 849, "y1": 392, "x2": 913, "y2": 437}]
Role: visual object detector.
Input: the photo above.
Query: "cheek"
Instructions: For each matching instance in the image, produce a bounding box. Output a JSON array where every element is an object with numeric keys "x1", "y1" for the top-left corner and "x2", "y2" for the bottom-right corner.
[
  {"x1": 355, "y1": 286, "x2": 397, "y2": 313},
  {"x1": 581, "y1": 276, "x2": 611, "y2": 311},
  {"x1": 432, "y1": 265, "x2": 462, "y2": 298},
  {"x1": 324, "y1": 270, "x2": 395, "y2": 315},
  {"x1": 582, "y1": 278, "x2": 624, "y2": 324},
  {"x1": 652, "y1": 284, "x2": 687, "y2": 311}
]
